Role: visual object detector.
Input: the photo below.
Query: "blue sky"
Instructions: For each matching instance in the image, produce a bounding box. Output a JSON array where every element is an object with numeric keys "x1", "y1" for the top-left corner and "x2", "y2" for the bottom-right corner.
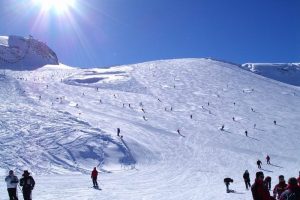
[{"x1": 0, "y1": 0, "x2": 299, "y2": 68}]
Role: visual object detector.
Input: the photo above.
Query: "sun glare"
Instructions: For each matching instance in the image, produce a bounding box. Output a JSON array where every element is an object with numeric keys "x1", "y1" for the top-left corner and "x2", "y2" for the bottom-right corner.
[{"x1": 34, "y1": 0, "x2": 74, "y2": 12}]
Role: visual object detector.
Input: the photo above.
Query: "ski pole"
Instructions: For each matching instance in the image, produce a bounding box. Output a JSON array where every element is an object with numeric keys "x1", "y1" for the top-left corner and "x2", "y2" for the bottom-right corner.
[
  {"x1": 98, "y1": 180, "x2": 104, "y2": 186},
  {"x1": 18, "y1": 184, "x2": 23, "y2": 193}
]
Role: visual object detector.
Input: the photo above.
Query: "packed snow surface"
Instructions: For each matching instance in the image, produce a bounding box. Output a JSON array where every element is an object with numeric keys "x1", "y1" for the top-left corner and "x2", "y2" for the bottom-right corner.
[{"x1": 0, "y1": 58, "x2": 299, "y2": 199}]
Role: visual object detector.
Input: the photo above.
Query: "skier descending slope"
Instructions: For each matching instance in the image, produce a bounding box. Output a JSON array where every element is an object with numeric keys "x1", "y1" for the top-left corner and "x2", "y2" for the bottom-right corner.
[
  {"x1": 243, "y1": 170, "x2": 251, "y2": 190},
  {"x1": 91, "y1": 167, "x2": 99, "y2": 188}
]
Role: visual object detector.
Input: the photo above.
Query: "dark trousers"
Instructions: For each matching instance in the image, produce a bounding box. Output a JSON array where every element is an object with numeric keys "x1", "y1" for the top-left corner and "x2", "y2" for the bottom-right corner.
[
  {"x1": 225, "y1": 183, "x2": 229, "y2": 192},
  {"x1": 7, "y1": 188, "x2": 18, "y2": 200},
  {"x1": 22, "y1": 187, "x2": 32, "y2": 200},
  {"x1": 267, "y1": 160, "x2": 270, "y2": 164},
  {"x1": 245, "y1": 180, "x2": 251, "y2": 189},
  {"x1": 92, "y1": 177, "x2": 98, "y2": 186}
]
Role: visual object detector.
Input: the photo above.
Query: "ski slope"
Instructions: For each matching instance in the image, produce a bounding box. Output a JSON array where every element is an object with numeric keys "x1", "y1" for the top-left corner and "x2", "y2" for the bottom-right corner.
[{"x1": 0, "y1": 58, "x2": 299, "y2": 199}]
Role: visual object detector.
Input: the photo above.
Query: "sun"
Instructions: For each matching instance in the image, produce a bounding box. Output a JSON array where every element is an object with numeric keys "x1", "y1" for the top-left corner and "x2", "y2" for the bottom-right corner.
[{"x1": 34, "y1": 0, "x2": 74, "y2": 12}]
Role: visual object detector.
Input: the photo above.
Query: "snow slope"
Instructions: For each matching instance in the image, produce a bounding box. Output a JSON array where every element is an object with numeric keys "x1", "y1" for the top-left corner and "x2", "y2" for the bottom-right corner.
[
  {"x1": 241, "y1": 63, "x2": 300, "y2": 87},
  {"x1": 0, "y1": 35, "x2": 59, "y2": 71},
  {"x1": 0, "y1": 58, "x2": 299, "y2": 199}
]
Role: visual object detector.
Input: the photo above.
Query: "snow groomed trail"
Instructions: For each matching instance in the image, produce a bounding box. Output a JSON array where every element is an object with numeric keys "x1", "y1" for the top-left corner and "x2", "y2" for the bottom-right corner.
[{"x1": 0, "y1": 58, "x2": 299, "y2": 199}]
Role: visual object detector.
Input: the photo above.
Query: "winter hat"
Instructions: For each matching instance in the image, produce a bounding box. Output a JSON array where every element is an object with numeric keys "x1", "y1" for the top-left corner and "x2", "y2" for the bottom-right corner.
[
  {"x1": 23, "y1": 170, "x2": 30, "y2": 176},
  {"x1": 288, "y1": 177, "x2": 298, "y2": 185},
  {"x1": 256, "y1": 171, "x2": 264, "y2": 179},
  {"x1": 9, "y1": 170, "x2": 13, "y2": 175},
  {"x1": 278, "y1": 175, "x2": 284, "y2": 180}
]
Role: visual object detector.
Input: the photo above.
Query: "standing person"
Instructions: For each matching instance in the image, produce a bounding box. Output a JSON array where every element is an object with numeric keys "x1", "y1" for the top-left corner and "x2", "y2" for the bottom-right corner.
[
  {"x1": 273, "y1": 175, "x2": 287, "y2": 199},
  {"x1": 274, "y1": 120, "x2": 276, "y2": 125},
  {"x1": 20, "y1": 170, "x2": 35, "y2": 200},
  {"x1": 224, "y1": 178, "x2": 234, "y2": 193},
  {"x1": 279, "y1": 177, "x2": 300, "y2": 200},
  {"x1": 91, "y1": 167, "x2": 98, "y2": 187},
  {"x1": 257, "y1": 159, "x2": 262, "y2": 169},
  {"x1": 265, "y1": 176, "x2": 272, "y2": 190},
  {"x1": 251, "y1": 171, "x2": 272, "y2": 200},
  {"x1": 221, "y1": 125, "x2": 224, "y2": 131},
  {"x1": 177, "y1": 129, "x2": 180, "y2": 135},
  {"x1": 243, "y1": 170, "x2": 251, "y2": 190},
  {"x1": 5, "y1": 170, "x2": 19, "y2": 200},
  {"x1": 117, "y1": 128, "x2": 120, "y2": 137},
  {"x1": 245, "y1": 130, "x2": 248, "y2": 137},
  {"x1": 254, "y1": 124, "x2": 257, "y2": 129},
  {"x1": 266, "y1": 155, "x2": 271, "y2": 164}
]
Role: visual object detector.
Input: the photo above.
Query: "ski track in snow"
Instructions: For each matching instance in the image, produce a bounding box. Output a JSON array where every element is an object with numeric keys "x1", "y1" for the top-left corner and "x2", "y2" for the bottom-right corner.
[{"x1": 0, "y1": 58, "x2": 299, "y2": 199}]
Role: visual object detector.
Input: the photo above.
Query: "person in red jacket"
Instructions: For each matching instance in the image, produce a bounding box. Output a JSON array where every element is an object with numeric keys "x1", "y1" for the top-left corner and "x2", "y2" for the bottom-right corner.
[
  {"x1": 91, "y1": 167, "x2": 98, "y2": 187},
  {"x1": 251, "y1": 171, "x2": 275, "y2": 200},
  {"x1": 273, "y1": 175, "x2": 287, "y2": 199},
  {"x1": 279, "y1": 177, "x2": 300, "y2": 200},
  {"x1": 266, "y1": 155, "x2": 271, "y2": 164}
]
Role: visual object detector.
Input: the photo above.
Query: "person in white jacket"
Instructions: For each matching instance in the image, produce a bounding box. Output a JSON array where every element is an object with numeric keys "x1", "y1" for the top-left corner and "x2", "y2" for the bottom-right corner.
[{"x1": 5, "y1": 170, "x2": 19, "y2": 200}]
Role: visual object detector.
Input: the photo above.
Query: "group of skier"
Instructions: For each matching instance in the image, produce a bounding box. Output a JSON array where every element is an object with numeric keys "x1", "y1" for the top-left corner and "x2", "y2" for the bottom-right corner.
[
  {"x1": 225, "y1": 170, "x2": 300, "y2": 199},
  {"x1": 5, "y1": 170, "x2": 35, "y2": 200}
]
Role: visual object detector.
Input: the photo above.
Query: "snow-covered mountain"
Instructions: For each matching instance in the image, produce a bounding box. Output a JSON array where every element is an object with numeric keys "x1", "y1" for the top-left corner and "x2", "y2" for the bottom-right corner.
[
  {"x1": 0, "y1": 35, "x2": 59, "y2": 71},
  {"x1": 0, "y1": 58, "x2": 299, "y2": 199},
  {"x1": 241, "y1": 63, "x2": 300, "y2": 87}
]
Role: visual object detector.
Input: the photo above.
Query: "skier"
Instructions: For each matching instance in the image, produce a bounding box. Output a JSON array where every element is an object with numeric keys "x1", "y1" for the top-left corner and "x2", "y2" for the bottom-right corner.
[
  {"x1": 251, "y1": 171, "x2": 272, "y2": 200},
  {"x1": 254, "y1": 124, "x2": 256, "y2": 129},
  {"x1": 208, "y1": 102, "x2": 209, "y2": 106},
  {"x1": 224, "y1": 178, "x2": 234, "y2": 193},
  {"x1": 100, "y1": 99, "x2": 102, "y2": 103},
  {"x1": 142, "y1": 108, "x2": 145, "y2": 113},
  {"x1": 274, "y1": 120, "x2": 276, "y2": 125},
  {"x1": 245, "y1": 130, "x2": 248, "y2": 137},
  {"x1": 273, "y1": 175, "x2": 287, "y2": 199},
  {"x1": 117, "y1": 128, "x2": 120, "y2": 137},
  {"x1": 265, "y1": 176, "x2": 272, "y2": 191},
  {"x1": 266, "y1": 155, "x2": 270, "y2": 164},
  {"x1": 279, "y1": 177, "x2": 300, "y2": 200},
  {"x1": 190, "y1": 114, "x2": 192, "y2": 119},
  {"x1": 143, "y1": 116, "x2": 147, "y2": 121},
  {"x1": 20, "y1": 170, "x2": 35, "y2": 200},
  {"x1": 243, "y1": 170, "x2": 251, "y2": 190},
  {"x1": 5, "y1": 170, "x2": 19, "y2": 200},
  {"x1": 233, "y1": 117, "x2": 235, "y2": 121},
  {"x1": 221, "y1": 125, "x2": 224, "y2": 131},
  {"x1": 91, "y1": 167, "x2": 98, "y2": 187},
  {"x1": 257, "y1": 159, "x2": 262, "y2": 169},
  {"x1": 234, "y1": 102, "x2": 236, "y2": 105},
  {"x1": 251, "y1": 108, "x2": 254, "y2": 112}
]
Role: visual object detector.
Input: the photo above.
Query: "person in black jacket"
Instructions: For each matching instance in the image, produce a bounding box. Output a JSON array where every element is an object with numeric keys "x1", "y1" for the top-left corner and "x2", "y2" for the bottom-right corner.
[
  {"x1": 224, "y1": 178, "x2": 234, "y2": 193},
  {"x1": 20, "y1": 170, "x2": 35, "y2": 200},
  {"x1": 243, "y1": 170, "x2": 251, "y2": 190}
]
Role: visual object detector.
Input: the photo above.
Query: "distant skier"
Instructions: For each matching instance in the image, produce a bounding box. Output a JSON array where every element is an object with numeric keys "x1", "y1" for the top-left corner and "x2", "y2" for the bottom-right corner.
[
  {"x1": 5, "y1": 170, "x2": 19, "y2": 200},
  {"x1": 177, "y1": 129, "x2": 180, "y2": 135},
  {"x1": 274, "y1": 120, "x2": 276, "y2": 125},
  {"x1": 243, "y1": 170, "x2": 251, "y2": 190},
  {"x1": 158, "y1": 98, "x2": 161, "y2": 102},
  {"x1": 76, "y1": 103, "x2": 79, "y2": 107},
  {"x1": 220, "y1": 125, "x2": 224, "y2": 131},
  {"x1": 170, "y1": 107, "x2": 173, "y2": 111},
  {"x1": 100, "y1": 99, "x2": 102, "y2": 103},
  {"x1": 39, "y1": 95, "x2": 41, "y2": 100},
  {"x1": 20, "y1": 170, "x2": 35, "y2": 200},
  {"x1": 257, "y1": 159, "x2": 262, "y2": 169},
  {"x1": 251, "y1": 108, "x2": 254, "y2": 112},
  {"x1": 208, "y1": 102, "x2": 209, "y2": 106},
  {"x1": 91, "y1": 167, "x2": 98, "y2": 187},
  {"x1": 245, "y1": 130, "x2": 248, "y2": 137},
  {"x1": 190, "y1": 114, "x2": 192, "y2": 119},
  {"x1": 143, "y1": 116, "x2": 147, "y2": 121},
  {"x1": 142, "y1": 108, "x2": 145, "y2": 113},
  {"x1": 266, "y1": 155, "x2": 270, "y2": 164},
  {"x1": 273, "y1": 175, "x2": 287, "y2": 199},
  {"x1": 251, "y1": 171, "x2": 272, "y2": 200},
  {"x1": 123, "y1": 103, "x2": 125, "y2": 107},
  {"x1": 117, "y1": 128, "x2": 120, "y2": 137},
  {"x1": 264, "y1": 176, "x2": 272, "y2": 191},
  {"x1": 254, "y1": 124, "x2": 256, "y2": 129},
  {"x1": 233, "y1": 117, "x2": 235, "y2": 121},
  {"x1": 224, "y1": 178, "x2": 234, "y2": 193},
  {"x1": 209, "y1": 111, "x2": 211, "y2": 114},
  {"x1": 129, "y1": 104, "x2": 131, "y2": 108},
  {"x1": 234, "y1": 102, "x2": 236, "y2": 105}
]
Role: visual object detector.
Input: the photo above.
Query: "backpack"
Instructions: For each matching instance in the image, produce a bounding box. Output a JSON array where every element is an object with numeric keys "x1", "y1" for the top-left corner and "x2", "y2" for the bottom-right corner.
[{"x1": 282, "y1": 189, "x2": 300, "y2": 200}]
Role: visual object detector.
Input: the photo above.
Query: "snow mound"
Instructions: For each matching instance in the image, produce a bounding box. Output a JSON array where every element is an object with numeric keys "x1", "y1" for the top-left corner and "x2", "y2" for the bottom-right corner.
[
  {"x1": 241, "y1": 63, "x2": 300, "y2": 87},
  {"x1": 0, "y1": 35, "x2": 59, "y2": 71}
]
